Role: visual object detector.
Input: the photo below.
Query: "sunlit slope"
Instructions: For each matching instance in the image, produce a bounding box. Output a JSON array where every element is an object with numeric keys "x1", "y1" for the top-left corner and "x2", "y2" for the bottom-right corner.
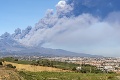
[
  {"x1": 0, "y1": 67, "x2": 23, "y2": 80},
  {"x1": 4, "y1": 62, "x2": 70, "y2": 72}
]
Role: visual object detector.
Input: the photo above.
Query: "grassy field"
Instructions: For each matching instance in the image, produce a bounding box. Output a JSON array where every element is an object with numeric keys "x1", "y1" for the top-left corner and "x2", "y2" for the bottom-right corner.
[
  {"x1": 1, "y1": 57, "x2": 35, "y2": 65},
  {"x1": 19, "y1": 71, "x2": 119, "y2": 80},
  {"x1": 3, "y1": 61, "x2": 70, "y2": 72}
]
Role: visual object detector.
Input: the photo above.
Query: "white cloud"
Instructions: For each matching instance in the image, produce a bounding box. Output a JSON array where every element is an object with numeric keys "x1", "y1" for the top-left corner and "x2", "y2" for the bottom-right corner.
[
  {"x1": 57, "y1": 1, "x2": 66, "y2": 8},
  {"x1": 56, "y1": 0, "x2": 73, "y2": 16}
]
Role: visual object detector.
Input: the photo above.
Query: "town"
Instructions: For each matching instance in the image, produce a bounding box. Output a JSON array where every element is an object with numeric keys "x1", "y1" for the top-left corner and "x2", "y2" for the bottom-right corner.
[
  {"x1": 3, "y1": 56, "x2": 120, "y2": 73},
  {"x1": 45, "y1": 57, "x2": 120, "y2": 72}
]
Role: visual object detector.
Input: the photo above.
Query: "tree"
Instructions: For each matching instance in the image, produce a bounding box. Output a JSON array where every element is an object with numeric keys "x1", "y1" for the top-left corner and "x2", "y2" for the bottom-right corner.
[
  {"x1": 6, "y1": 64, "x2": 16, "y2": 69},
  {"x1": 14, "y1": 59, "x2": 18, "y2": 61},
  {"x1": 72, "y1": 67, "x2": 76, "y2": 71},
  {"x1": 0, "y1": 62, "x2": 2, "y2": 65}
]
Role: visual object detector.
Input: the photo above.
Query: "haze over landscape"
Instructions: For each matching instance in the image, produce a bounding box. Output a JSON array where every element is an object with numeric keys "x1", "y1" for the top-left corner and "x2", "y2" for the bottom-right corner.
[{"x1": 0, "y1": 0, "x2": 120, "y2": 57}]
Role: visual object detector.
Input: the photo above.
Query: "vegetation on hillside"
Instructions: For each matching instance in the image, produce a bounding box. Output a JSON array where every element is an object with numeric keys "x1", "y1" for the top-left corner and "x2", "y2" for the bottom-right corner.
[
  {"x1": 0, "y1": 61, "x2": 3, "y2": 65},
  {"x1": 2, "y1": 57, "x2": 105, "y2": 73},
  {"x1": 6, "y1": 64, "x2": 16, "y2": 69},
  {"x1": 2, "y1": 57, "x2": 35, "y2": 64},
  {"x1": 31, "y1": 59, "x2": 105, "y2": 73},
  {"x1": 0, "y1": 68, "x2": 23, "y2": 80},
  {"x1": 1, "y1": 57, "x2": 120, "y2": 80},
  {"x1": 19, "y1": 71, "x2": 119, "y2": 80},
  {"x1": 31, "y1": 59, "x2": 79, "y2": 70}
]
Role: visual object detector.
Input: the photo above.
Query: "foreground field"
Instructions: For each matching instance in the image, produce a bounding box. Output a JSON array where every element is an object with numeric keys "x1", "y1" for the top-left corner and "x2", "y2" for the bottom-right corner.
[
  {"x1": 0, "y1": 67, "x2": 119, "y2": 80},
  {"x1": 3, "y1": 62, "x2": 69, "y2": 72},
  {"x1": 1, "y1": 61, "x2": 120, "y2": 80},
  {"x1": 0, "y1": 67, "x2": 23, "y2": 80},
  {"x1": 1, "y1": 58, "x2": 120, "y2": 80},
  {"x1": 19, "y1": 71, "x2": 119, "y2": 80}
]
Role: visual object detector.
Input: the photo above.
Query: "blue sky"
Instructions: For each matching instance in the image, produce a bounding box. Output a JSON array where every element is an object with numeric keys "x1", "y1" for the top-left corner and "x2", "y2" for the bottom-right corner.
[{"x1": 0, "y1": 0, "x2": 59, "y2": 35}]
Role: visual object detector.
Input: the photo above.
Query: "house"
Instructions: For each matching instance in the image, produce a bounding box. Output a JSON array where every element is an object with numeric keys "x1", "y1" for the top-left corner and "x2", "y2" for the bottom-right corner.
[
  {"x1": 104, "y1": 66, "x2": 114, "y2": 72},
  {"x1": 76, "y1": 67, "x2": 81, "y2": 71}
]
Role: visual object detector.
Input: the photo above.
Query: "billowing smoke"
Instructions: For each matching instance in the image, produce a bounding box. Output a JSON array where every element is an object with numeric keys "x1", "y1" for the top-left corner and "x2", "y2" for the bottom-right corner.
[
  {"x1": 45, "y1": 9, "x2": 54, "y2": 18},
  {"x1": 42, "y1": 12, "x2": 120, "y2": 56},
  {"x1": 2, "y1": 0, "x2": 120, "y2": 56},
  {"x1": 56, "y1": 0, "x2": 73, "y2": 17}
]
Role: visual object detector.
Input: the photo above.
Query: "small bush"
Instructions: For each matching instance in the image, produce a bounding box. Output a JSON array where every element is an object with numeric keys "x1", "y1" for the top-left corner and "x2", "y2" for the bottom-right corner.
[
  {"x1": 80, "y1": 69, "x2": 86, "y2": 73},
  {"x1": 0, "y1": 62, "x2": 3, "y2": 65},
  {"x1": 14, "y1": 59, "x2": 18, "y2": 61},
  {"x1": 72, "y1": 67, "x2": 76, "y2": 71},
  {"x1": 108, "y1": 71, "x2": 115, "y2": 74},
  {"x1": 6, "y1": 64, "x2": 16, "y2": 69},
  {"x1": 108, "y1": 76, "x2": 114, "y2": 79}
]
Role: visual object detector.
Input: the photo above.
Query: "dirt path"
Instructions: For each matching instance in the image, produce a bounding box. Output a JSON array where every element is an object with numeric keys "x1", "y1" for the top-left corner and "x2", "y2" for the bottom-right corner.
[{"x1": 3, "y1": 62, "x2": 69, "y2": 72}]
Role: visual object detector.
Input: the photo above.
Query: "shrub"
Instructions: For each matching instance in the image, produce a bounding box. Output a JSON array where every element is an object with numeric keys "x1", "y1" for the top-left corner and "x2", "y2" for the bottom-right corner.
[
  {"x1": 72, "y1": 67, "x2": 76, "y2": 71},
  {"x1": 0, "y1": 62, "x2": 3, "y2": 65},
  {"x1": 6, "y1": 64, "x2": 16, "y2": 69},
  {"x1": 14, "y1": 59, "x2": 18, "y2": 61},
  {"x1": 108, "y1": 76, "x2": 114, "y2": 79},
  {"x1": 108, "y1": 71, "x2": 115, "y2": 74},
  {"x1": 80, "y1": 69, "x2": 86, "y2": 73}
]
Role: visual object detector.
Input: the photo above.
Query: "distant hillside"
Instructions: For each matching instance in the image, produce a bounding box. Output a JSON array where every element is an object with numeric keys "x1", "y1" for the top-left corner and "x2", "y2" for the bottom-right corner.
[{"x1": 0, "y1": 46, "x2": 101, "y2": 57}]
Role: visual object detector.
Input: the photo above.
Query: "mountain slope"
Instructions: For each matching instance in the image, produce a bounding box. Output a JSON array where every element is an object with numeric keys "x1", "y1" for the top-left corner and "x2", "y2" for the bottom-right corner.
[
  {"x1": 0, "y1": 37, "x2": 25, "y2": 52},
  {"x1": 0, "y1": 34, "x2": 99, "y2": 57},
  {"x1": 0, "y1": 46, "x2": 100, "y2": 57}
]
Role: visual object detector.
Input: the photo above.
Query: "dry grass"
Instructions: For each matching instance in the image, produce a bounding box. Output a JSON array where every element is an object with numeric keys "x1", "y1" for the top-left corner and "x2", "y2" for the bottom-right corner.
[
  {"x1": 0, "y1": 67, "x2": 23, "y2": 80},
  {"x1": 3, "y1": 61, "x2": 70, "y2": 72}
]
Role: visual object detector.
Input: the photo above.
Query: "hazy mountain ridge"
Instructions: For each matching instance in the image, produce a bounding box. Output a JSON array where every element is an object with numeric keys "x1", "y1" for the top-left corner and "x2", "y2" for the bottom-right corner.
[
  {"x1": 0, "y1": 46, "x2": 100, "y2": 57},
  {"x1": 0, "y1": 34, "x2": 25, "y2": 52},
  {"x1": 0, "y1": 33, "x2": 99, "y2": 57}
]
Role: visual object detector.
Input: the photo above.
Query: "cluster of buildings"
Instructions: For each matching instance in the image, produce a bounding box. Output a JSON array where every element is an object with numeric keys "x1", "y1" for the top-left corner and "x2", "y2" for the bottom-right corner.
[{"x1": 45, "y1": 57, "x2": 120, "y2": 72}]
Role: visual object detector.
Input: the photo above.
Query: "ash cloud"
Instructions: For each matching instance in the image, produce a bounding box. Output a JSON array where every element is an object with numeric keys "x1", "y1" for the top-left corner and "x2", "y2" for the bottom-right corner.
[
  {"x1": 42, "y1": 12, "x2": 120, "y2": 56},
  {"x1": 3, "y1": 0, "x2": 120, "y2": 57}
]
